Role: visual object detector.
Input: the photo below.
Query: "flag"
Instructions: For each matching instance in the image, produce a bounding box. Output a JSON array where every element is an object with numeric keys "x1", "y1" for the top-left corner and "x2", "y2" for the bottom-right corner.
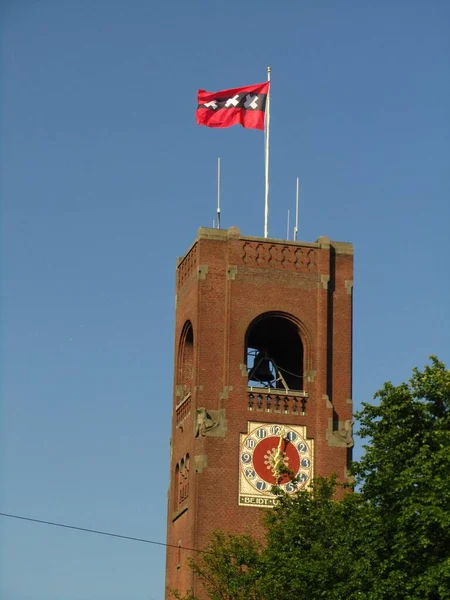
[{"x1": 196, "y1": 82, "x2": 269, "y2": 131}]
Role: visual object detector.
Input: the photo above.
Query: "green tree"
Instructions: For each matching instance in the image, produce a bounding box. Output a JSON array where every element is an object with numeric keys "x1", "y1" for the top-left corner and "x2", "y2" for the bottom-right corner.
[
  {"x1": 171, "y1": 358, "x2": 450, "y2": 600},
  {"x1": 352, "y1": 356, "x2": 450, "y2": 599},
  {"x1": 259, "y1": 476, "x2": 382, "y2": 599}
]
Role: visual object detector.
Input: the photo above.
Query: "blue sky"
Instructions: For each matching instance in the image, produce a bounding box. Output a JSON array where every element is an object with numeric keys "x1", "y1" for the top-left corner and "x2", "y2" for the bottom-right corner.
[{"x1": 1, "y1": 1, "x2": 449, "y2": 599}]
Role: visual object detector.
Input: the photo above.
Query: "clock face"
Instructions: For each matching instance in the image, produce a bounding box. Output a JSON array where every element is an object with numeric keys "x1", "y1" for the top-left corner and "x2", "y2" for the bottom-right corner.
[{"x1": 239, "y1": 422, "x2": 313, "y2": 507}]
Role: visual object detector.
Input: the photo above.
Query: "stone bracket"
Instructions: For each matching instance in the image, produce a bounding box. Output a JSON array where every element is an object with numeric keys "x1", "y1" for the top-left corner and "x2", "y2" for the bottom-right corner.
[
  {"x1": 322, "y1": 393, "x2": 333, "y2": 409},
  {"x1": 320, "y1": 274, "x2": 330, "y2": 289},
  {"x1": 326, "y1": 418, "x2": 354, "y2": 448},
  {"x1": 220, "y1": 386, "x2": 233, "y2": 400},
  {"x1": 227, "y1": 265, "x2": 238, "y2": 280},
  {"x1": 194, "y1": 454, "x2": 208, "y2": 473},
  {"x1": 194, "y1": 408, "x2": 227, "y2": 438},
  {"x1": 240, "y1": 363, "x2": 248, "y2": 377},
  {"x1": 345, "y1": 279, "x2": 354, "y2": 295},
  {"x1": 304, "y1": 369, "x2": 316, "y2": 383},
  {"x1": 198, "y1": 265, "x2": 209, "y2": 280},
  {"x1": 344, "y1": 467, "x2": 355, "y2": 483}
]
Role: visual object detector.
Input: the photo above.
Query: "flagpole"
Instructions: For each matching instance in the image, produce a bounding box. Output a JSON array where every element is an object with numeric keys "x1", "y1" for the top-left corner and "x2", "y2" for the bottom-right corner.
[
  {"x1": 217, "y1": 157, "x2": 221, "y2": 229},
  {"x1": 287, "y1": 209, "x2": 290, "y2": 240},
  {"x1": 264, "y1": 66, "x2": 271, "y2": 238},
  {"x1": 294, "y1": 177, "x2": 299, "y2": 241}
]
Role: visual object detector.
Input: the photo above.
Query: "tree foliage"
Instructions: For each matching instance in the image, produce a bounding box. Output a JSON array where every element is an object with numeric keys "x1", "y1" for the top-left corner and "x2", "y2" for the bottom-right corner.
[
  {"x1": 351, "y1": 356, "x2": 450, "y2": 598},
  {"x1": 170, "y1": 357, "x2": 450, "y2": 600}
]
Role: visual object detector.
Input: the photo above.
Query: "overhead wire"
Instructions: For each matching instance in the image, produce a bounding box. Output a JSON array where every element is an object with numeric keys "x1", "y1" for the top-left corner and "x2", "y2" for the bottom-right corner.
[{"x1": 0, "y1": 511, "x2": 204, "y2": 553}]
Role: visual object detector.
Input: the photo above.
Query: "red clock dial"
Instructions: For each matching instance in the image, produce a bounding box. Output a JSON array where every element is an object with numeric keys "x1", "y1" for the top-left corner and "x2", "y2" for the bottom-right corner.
[{"x1": 253, "y1": 436, "x2": 300, "y2": 485}]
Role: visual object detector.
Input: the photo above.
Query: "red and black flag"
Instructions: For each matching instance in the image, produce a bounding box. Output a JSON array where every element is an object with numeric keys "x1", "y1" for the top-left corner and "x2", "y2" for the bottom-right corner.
[{"x1": 196, "y1": 82, "x2": 269, "y2": 131}]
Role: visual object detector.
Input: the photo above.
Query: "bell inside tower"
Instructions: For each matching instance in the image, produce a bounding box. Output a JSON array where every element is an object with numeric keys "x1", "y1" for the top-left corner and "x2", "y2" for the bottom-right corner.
[{"x1": 245, "y1": 313, "x2": 304, "y2": 391}]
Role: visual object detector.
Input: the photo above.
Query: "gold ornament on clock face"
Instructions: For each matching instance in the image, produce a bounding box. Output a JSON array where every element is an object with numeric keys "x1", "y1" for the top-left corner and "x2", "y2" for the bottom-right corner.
[{"x1": 238, "y1": 422, "x2": 314, "y2": 507}]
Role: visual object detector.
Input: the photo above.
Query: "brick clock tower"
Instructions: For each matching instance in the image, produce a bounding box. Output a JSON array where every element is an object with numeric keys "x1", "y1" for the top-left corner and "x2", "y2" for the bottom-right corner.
[{"x1": 165, "y1": 226, "x2": 354, "y2": 598}]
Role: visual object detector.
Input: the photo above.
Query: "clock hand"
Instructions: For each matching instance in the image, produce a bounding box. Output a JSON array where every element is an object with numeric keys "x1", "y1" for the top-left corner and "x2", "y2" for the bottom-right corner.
[
  {"x1": 277, "y1": 428, "x2": 285, "y2": 453},
  {"x1": 272, "y1": 427, "x2": 286, "y2": 482}
]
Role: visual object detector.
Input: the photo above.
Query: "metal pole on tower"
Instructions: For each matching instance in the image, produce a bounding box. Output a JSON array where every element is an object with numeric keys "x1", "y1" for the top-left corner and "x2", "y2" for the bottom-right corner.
[
  {"x1": 294, "y1": 177, "x2": 299, "y2": 241},
  {"x1": 217, "y1": 157, "x2": 221, "y2": 229},
  {"x1": 264, "y1": 66, "x2": 271, "y2": 238}
]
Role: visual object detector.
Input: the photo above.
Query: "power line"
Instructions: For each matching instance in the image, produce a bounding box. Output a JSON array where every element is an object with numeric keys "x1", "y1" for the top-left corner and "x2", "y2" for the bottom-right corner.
[{"x1": 0, "y1": 511, "x2": 203, "y2": 553}]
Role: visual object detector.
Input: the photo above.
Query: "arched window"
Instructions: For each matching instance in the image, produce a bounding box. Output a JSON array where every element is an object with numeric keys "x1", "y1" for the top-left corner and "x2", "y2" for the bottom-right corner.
[
  {"x1": 178, "y1": 321, "x2": 194, "y2": 395},
  {"x1": 245, "y1": 313, "x2": 304, "y2": 391},
  {"x1": 179, "y1": 458, "x2": 185, "y2": 504},
  {"x1": 175, "y1": 455, "x2": 190, "y2": 507},
  {"x1": 181, "y1": 454, "x2": 189, "y2": 503},
  {"x1": 174, "y1": 463, "x2": 180, "y2": 511}
]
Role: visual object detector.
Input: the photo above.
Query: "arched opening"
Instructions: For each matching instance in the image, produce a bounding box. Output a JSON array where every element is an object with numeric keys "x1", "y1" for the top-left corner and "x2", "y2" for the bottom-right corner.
[
  {"x1": 182, "y1": 454, "x2": 189, "y2": 503},
  {"x1": 179, "y1": 458, "x2": 185, "y2": 504},
  {"x1": 175, "y1": 455, "x2": 189, "y2": 506},
  {"x1": 178, "y1": 321, "x2": 194, "y2": 394},
  {"x1": 174, "y1": 463, "x2": 180, "y2": 511},
  {"x1": 245, "y1": 313, "x2": 304, "y2": 391}
]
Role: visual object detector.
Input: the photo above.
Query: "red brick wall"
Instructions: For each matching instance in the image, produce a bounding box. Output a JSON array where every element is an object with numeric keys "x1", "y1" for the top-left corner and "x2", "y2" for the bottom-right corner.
[{"x1": 165, "y1": 227, "x2": 353, "y2": 599}]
